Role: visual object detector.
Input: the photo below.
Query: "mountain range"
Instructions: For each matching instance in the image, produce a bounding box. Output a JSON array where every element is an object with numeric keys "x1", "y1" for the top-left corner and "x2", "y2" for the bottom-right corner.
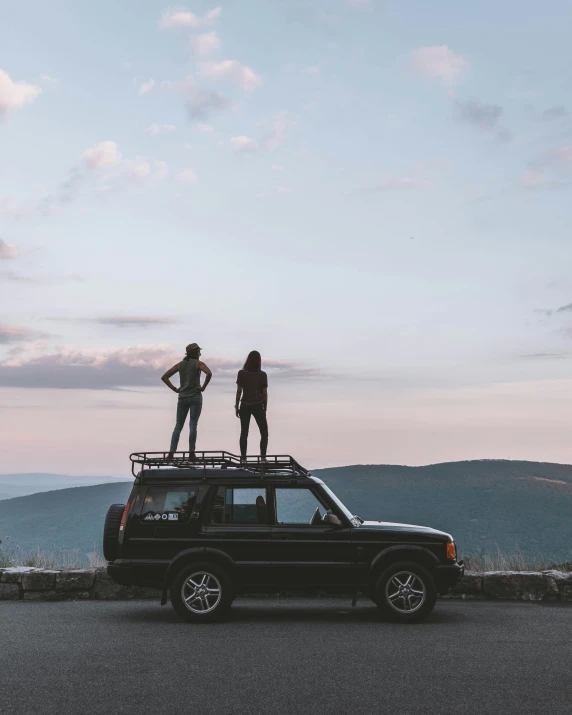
[
  {"x1": 0, "y1": 460, "x2": 571, "y2": 562},
  {"x1": 0, "y1": 474, "x2": 130, "y2": 501}
]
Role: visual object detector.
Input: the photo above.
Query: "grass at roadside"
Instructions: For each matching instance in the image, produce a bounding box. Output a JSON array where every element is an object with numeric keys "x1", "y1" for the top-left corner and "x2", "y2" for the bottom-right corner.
[
  {"x1": 460, "y1": 543, "x2": 572, "y2": 572},
  {"x1": 0, "y1": 537, "x2": 106, "y2": 569},
  {"x1": 1, "y1": 537, "x2": 571, "y2": 573}
]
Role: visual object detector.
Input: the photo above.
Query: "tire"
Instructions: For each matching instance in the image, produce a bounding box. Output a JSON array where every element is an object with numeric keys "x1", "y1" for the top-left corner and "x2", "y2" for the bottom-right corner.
[
  {"x1": 170, "y1": 562, "x2": 234, "y2": 623},
  {"x1": 374, "y1": 561, "x2": 437, "y2": 623},
  {"x1": 103, "y1": 503, "x2": 125, "y2": 562}
]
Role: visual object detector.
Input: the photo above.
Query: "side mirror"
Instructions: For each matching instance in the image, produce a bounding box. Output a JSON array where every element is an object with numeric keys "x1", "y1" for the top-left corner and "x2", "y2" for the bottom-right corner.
[{"x1": 323, "y1": 512, "x2": 342, "y2": 527}]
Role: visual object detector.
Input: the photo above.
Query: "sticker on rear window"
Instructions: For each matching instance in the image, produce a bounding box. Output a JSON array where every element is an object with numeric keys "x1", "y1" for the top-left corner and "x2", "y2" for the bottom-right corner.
[{"x1": 142, "y1": 511, "x2": 180, "y2": 522}]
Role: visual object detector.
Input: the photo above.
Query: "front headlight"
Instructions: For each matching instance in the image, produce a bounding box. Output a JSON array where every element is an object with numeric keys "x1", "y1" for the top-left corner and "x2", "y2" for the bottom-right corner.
[{"x1": 446, "y1": 542, "x2": 457, "y2": 560}]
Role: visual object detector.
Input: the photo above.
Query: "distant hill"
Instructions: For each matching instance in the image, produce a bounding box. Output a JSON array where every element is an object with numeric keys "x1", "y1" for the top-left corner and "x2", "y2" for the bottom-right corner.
[
  {"x1": 0, "y1": 482, "x2": 132, "y2": 553},
  {"x1": 0, "y1": 474, "x2": 130, "y2": 500},
  {"x1": 0, "y1": 460, "x2": 571, "y2": 562},
  {"x1": 315, "y1": 460, "x2": 572, "y2": 562}
]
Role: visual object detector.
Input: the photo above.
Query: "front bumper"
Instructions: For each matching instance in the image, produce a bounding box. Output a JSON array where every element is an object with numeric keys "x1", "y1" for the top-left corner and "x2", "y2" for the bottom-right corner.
[{"x1": 433, "y1": 560, "x2": 464, "y2": 593}]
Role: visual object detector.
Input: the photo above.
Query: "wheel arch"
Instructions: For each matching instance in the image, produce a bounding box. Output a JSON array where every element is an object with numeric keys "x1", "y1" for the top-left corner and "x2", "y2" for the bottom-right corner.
[
  {"x1": 160, "y1": 548, "x2": 235, "y2": 605},
  {"x1": 368, "y1": 546, "x2": 439, "y2": 588}
]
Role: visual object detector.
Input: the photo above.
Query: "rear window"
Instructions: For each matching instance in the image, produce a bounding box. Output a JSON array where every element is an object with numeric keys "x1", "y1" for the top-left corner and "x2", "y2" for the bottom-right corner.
[{"x1": 141, "y1": 486, "x2": 199, "y2": 524}]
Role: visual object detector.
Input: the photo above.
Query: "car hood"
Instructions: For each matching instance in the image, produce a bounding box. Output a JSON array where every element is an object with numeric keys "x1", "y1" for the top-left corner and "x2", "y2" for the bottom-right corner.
[{"x1": 359, "y1": 520, "x2": 451, "y2": 540}]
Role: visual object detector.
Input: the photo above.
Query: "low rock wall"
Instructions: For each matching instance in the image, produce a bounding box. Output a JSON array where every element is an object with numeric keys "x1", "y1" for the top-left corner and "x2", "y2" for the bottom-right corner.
[
  {"x1": 0, "y1": 567, "x2": 159, "y2": 601},
  {"x1": 1, "y1": 567, "x2": 571, "y2": 602}
]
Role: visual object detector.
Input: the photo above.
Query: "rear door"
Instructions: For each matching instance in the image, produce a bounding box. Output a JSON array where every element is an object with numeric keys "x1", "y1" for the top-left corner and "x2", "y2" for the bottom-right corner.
[
  {"x1": 205, "y1": 485, "x2": 272, "y2": 588},
  {"x1": 126, "y1": 484, "x2": 208, "y2": 583},
  {"x1": 270, "y1": 486, "x2": 355, "y2": 587}
]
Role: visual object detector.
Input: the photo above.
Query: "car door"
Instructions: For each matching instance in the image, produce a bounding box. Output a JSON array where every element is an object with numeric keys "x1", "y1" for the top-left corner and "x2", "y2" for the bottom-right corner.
[
  {"x1": 204, "y1": 485, "x2": 273, "y2": 588},
  {"x1": 270, "y1": 486, "x2": 355, "y2": 587}
]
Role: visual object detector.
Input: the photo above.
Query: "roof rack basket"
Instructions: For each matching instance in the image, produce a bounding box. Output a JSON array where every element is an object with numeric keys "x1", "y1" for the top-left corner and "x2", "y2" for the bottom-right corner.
[{"x1": 129, "y1": 451, "x2": 309, "y2": 478}]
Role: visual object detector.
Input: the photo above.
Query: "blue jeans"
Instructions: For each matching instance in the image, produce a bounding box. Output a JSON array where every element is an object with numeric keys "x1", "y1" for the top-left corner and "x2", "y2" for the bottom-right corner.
[{"x1": 170, "y1": 393, "x2": 203, "y2": 453}]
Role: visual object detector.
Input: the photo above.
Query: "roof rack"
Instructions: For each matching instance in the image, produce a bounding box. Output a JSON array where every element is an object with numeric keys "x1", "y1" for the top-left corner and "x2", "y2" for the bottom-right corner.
[{"x1": 129, "y1": 451, "x2": 310, "y2": 478}]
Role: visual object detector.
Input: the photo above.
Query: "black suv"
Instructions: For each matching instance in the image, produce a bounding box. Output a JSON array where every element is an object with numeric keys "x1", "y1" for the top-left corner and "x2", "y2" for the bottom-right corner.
[{"x1": 104, "y1": 452, "x2": 464, "y2": 623}]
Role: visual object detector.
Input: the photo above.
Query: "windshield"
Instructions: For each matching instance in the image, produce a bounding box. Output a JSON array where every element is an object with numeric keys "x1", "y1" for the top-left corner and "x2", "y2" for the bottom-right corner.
[{"x1": 321, "y1": 485, "x2": 357, "y2": 524}]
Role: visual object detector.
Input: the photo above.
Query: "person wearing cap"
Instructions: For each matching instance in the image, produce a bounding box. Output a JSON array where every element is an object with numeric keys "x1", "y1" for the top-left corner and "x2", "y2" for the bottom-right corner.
[{"x1": 161, "y1": 343, "x2": 212, "y2": 457}]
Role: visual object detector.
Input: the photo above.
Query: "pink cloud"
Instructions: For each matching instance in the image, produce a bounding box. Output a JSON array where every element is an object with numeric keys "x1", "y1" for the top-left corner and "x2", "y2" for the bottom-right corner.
[
  {"x1": 410, "y1": 45, "x2": 468, "y2": 87},
  {"x1": 0, "y1": 345, "x2": 326, "y2": 389}
]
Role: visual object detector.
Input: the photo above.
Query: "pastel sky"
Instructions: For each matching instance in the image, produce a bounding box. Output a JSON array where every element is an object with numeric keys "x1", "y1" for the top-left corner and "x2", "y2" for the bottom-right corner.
[{"x1": 2, "y1": 0, "x2": 572, "y2": 475}]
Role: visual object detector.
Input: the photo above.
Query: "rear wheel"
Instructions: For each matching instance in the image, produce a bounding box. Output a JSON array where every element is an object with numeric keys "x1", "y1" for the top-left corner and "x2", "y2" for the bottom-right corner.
[
  {"x1": 170, "y1": 562, "x2": 234, "y2": 623},
  {"x1": 102, "y1": 504, "x2": 125, "y2": 562},
  {"x1": 374, "y1": 561, "x2": 437, "y2": 623}
]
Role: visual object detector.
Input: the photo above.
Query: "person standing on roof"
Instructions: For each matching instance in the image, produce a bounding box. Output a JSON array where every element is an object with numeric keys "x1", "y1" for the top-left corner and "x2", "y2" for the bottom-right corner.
[
  {"x1": 235, "y1": 350, "x2": 268, "y2": 461},
  {"x1": 162, "y1": 343, "x2": 212, "y2": 458}
]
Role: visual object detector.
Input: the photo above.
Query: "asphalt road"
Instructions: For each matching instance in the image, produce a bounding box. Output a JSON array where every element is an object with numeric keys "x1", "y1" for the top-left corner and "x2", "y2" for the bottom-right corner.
[{"x1": 1, "y1": 598, "x2": 571, "y2": 715}]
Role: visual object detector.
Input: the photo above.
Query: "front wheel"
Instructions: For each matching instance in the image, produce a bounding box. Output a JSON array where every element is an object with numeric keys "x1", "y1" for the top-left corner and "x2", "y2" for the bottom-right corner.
[
  {"x1": 170, "y1": 562, "x2": 233, "y2": 623},
  {"x1": 374, "y1": 561, "x2": 437, "y2": 623}
]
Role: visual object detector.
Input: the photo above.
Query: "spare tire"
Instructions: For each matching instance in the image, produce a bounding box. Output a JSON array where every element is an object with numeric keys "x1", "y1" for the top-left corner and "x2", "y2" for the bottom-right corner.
[{"x1": 103, "y1": 503, "x2": 125, "y2": 562}]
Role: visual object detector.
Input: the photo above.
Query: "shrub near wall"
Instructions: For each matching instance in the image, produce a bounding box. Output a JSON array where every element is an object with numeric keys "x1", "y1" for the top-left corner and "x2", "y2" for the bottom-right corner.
[{"x1": 1, "y1": 567, "x2": 572, "y2": 602}]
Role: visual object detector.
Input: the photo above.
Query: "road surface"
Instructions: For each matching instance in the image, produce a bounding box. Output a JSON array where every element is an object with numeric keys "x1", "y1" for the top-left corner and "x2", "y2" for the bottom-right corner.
[{"x1": 1, "y1": 598, "x2": 571, "y2": 715}]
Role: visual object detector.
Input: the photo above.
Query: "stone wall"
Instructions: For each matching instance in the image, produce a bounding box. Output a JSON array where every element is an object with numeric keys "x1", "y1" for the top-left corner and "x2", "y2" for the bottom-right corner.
[
  {"x1": 0, "y1": 567, "x2": 159, "y2": 601},
  {"x1": 444, "y1": 569, "x2": 572, "y2": 602},
  {"x1": 1, "y1": 567, "x2": 571, "y2": 602}
]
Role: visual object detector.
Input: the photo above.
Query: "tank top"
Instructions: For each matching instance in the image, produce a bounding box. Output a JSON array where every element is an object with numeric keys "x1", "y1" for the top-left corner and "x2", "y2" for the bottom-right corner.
[{"x1": 178, "y1": 358, "x2": 200, "y2": 399}]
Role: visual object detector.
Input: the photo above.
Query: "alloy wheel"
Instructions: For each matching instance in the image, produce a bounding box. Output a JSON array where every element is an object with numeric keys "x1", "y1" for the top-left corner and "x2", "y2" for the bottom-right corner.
[
  {"x1": 385, "y1": 571, "x2": 426, "y2": 614},
  {"x1": 182, "y1": 571, "x2": 222, "y2": 614}
]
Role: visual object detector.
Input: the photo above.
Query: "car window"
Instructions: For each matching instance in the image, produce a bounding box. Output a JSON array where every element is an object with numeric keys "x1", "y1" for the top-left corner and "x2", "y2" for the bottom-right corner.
[
  {"x1": 141, "y1": 486, "x2": 199, "y2": 524},
  {"x1": 275, "y1": 488, "x2": 325, "y2": 525},
  {"x1": 209, "y1": 487, "x2": 268, "y2": 525}
]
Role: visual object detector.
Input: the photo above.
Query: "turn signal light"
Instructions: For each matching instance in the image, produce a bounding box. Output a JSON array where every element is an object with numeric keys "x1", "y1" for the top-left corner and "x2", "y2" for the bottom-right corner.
[
  {"x1": 446, "y1": 542, "x2": 456, "y2": 560},
  {"x1": 119, "y1": 501, "x2": 130, "y2": 532}
]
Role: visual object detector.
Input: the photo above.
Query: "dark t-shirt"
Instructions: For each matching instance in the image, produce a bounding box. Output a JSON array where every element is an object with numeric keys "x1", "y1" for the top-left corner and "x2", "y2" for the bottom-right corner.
[{"x1": 237, "y1": 369, "x2": 268, "y2": 405}]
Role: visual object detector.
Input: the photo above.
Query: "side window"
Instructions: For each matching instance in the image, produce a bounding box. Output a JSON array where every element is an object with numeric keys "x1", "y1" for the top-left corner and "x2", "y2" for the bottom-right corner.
[
  {"x1": 275, "y1": 488, "x2": 325, "y2": 525},
  {"x1": 141, "y1": 487, "x2": 199, "y2": 524},
  {"x1": 209, "y1": 487, "x2": 267, "y2": 525}
]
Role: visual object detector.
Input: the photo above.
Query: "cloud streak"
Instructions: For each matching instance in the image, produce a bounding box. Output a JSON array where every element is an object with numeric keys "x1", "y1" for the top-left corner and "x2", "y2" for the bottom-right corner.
[
  {"x1": 542, "y1": 106, "x2": 569, "y2": 121},
  {"x1": 32, "y1": 141, "x2": 169, "y2": 213},
  {"x1": 0, "y1": 345, "x2": 328, "y2": 389},
  {"x1": 187, "y1": 89, "x2": 231, "y2": 120},
  {"x1": 94, "y1": 316, "x2": 181, "y2": 328},
  {"x1": 454, "y1": 99, "x2": 512, "y2": 142},
  {"x1": 0, "y1": 323, "x2": 51, "y2": 345}
]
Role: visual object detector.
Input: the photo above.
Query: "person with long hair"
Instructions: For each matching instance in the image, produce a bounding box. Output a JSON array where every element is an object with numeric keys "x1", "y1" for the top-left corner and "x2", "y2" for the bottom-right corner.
[
  {"x1": 162, "y1": 342, "x2": 212, "y2": 457},
  {"x1": 235, "y1": 350, "x2": 268, "y2": 460}
]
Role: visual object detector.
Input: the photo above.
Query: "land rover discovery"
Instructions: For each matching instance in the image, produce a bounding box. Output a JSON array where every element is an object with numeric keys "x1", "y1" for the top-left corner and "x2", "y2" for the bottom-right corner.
[{"x1": 104, "y1": 451, "x2": 464, "y2": 623}]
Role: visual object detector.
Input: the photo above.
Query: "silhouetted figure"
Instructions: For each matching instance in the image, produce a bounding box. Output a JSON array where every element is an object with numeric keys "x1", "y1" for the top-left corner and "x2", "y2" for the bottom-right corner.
[
  {"x1": 235, "y1": 350, "x2": 268, "y2": 460},
  {"x1": 162, "y1": 342, "x2": 212, "y2": 457}
]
